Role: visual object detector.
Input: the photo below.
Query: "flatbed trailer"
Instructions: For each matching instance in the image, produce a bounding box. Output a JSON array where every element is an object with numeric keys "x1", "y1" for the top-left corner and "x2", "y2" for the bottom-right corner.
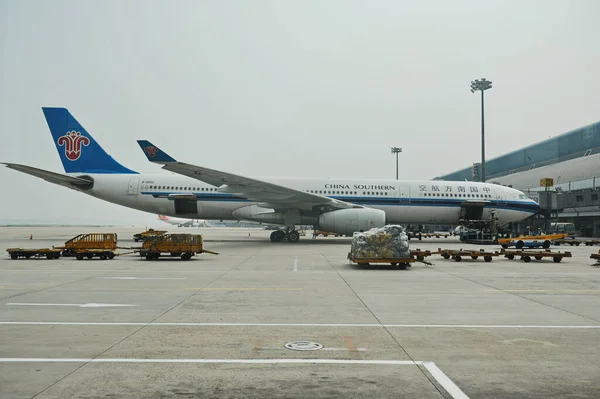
[
  {"x1": 137, "y1": 234, "x2": 218, "y2": 260},
  {"x1": 438, "y1": 248, "x2": 500, "y2": 262},
  {"x1": 500, "y1": 249, "x2": 572, "y2": 263},
  {"x1": 347, "y1": 253, "x2": 415, "y2": 269},
  {"x1": 6, "y1": 248, "x2": 62, "y2": 260},
  {"x1": 553, "y1": 239, "x2": 600, "y2": 247},
  {"x1": 498, "y1": 233, "x2": 567, "y2": 249}
]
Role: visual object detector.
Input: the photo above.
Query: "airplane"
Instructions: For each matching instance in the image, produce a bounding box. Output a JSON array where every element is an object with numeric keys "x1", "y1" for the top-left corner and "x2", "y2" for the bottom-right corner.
[
  {"x1": 2, "y1": 108, "x2": 540, "y2": 243},
  {"x1": 157, "y1": 214, "x2": 211, "y2": 227}
]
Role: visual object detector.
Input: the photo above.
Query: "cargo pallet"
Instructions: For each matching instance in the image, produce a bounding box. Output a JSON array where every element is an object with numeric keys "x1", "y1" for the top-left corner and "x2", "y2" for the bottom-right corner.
[
  {"x1": 133, "y1": 229, "x2": 167, "y2": 242},
  {"x1": 6, "y1": 248, "x2": 62, "y2": 260},
  {"x1": 438, "y1": 248, "x2": 499, "y2": 262},
  {"x1": 137, "y1": 233, "x2": 218, "y2": 260},
  {"x1": 500, "y1": 249, "x2": 572, "y2": 263},
  {"x1": 347, "y1": 253, "x2": 415, "y2": 269},
  {"x1": 554, "y1": 239, "x2": 600, "y2": 247}
]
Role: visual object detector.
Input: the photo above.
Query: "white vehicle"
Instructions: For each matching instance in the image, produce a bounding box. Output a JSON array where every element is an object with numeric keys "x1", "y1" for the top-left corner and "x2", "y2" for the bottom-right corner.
[
  {"x1": 157, "y1": 215, "x2": 211, "y2": 227},
  {"x1": 2, "y1": 108, "x2": 540, "y2": 243}
]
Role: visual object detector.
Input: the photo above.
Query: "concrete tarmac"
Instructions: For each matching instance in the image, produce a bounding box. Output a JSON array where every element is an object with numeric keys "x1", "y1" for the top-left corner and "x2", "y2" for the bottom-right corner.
[{"x1": 1, "y1": 226, "x2": 599, "y2": 398}]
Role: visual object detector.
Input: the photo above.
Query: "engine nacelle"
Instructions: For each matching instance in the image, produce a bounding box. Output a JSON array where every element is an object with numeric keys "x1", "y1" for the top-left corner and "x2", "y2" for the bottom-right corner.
[{"x1": 318, "y1": 208, "x2": 386, "y2": 236}]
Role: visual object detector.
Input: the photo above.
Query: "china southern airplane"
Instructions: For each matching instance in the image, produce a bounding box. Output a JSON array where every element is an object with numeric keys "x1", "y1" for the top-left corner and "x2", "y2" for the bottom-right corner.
[{"x1": 2, "y1": 108, "x2": 540, "y2": 242}]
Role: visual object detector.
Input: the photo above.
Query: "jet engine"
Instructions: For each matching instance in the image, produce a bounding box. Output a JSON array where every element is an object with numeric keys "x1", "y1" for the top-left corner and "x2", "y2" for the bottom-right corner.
[{"x1": 318, "y1": 208, "x2": 386, "y2": 236}]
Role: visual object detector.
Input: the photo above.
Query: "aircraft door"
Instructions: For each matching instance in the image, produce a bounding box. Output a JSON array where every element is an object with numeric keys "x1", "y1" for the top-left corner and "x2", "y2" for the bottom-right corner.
[
  {"x1": 174, "y1": 198, "x2": 198, "y2": 215},
  {"x1": 128, "y1": 178, "x2": 139, "y2": 195}
]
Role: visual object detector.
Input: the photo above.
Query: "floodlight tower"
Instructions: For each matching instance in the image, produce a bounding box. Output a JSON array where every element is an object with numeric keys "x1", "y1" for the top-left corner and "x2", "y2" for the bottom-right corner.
[
  {"x1": 470, "y1": 78, "x2": 492, "y2": 182},
  {"x1": 391, "y1": 147, "x2": 402, "y2": 180}
]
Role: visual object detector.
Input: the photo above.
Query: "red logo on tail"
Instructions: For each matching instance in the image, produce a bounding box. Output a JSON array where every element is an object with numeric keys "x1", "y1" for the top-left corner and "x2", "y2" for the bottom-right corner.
[
  {"x1": 144, "y1": 146, "x2": 158, "y2": 157},
  {"x1": 57, "y1": 131, "x2": 90, "y2": 161}
]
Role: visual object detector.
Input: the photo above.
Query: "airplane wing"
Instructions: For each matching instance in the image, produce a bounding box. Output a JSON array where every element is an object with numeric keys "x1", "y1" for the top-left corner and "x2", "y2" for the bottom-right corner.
[
  {"x1": 2, "y1": 163, "x2": 93, "y2": 189},
  {"x1": 137, "y1": 140, "x2": 361, "y2": 211}
]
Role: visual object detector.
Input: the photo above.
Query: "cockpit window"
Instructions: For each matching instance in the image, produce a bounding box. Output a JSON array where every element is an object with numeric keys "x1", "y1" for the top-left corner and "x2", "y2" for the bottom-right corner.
[{"x1": 518, "y1": 194, "x2": 528, "y2": 199}]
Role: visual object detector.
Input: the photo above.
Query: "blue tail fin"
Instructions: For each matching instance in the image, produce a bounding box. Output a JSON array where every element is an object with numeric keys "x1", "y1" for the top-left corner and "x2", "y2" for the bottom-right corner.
[{"x1": 42, "y1": 107, "x2": 138, "y2": 174}]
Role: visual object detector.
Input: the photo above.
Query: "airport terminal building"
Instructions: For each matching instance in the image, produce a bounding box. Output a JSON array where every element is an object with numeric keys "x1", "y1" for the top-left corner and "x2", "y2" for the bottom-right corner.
[{"x1": 436, "y1": 121, "x2": 600, "y2": 237}]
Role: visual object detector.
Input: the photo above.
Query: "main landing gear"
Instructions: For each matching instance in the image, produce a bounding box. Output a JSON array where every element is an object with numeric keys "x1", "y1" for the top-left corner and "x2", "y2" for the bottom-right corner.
[{"x1": 270, "y1": 229, "x2": 300, "y2": 243}]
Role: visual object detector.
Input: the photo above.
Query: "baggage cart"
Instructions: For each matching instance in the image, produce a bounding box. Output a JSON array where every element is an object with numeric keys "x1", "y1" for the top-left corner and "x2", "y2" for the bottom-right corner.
[
  {"x1": 55, "y1": 233, "x2": 118, "y2": 260},
  {"x1": 347, "y1": 253, "x2": 415, "y2": 269},
  {"x1": 6, "y1": 248, "x2": 62, "y2": 260},
  {"x1": 500, "y1": 249, "x2": 572, "y2": 263},
  {"x1": 554, "y1": 239, "x2": 600, "y2": 247},
  {"x1": 137, "y1": 234, "x2": 218, "y2": 260},
  {"x1": 438, "y1": 248, "x2": 499, "y2": 262},
  {"x1": 498, "y1": 234, "x2": 567, "y2": 249}
]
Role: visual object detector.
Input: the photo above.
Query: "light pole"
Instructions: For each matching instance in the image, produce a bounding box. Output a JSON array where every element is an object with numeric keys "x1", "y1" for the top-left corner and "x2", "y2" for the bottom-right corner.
[
  {"x1": 470, "y1": 78, "x2": 492, "y2": 182},
  {"x1": 391, "y1": 147, "x2": 402, "y2": 180}
]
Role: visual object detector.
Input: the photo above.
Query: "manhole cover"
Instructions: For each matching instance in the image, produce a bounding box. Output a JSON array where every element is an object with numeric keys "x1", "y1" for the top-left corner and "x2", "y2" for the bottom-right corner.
[{"x1": 284, "y1": 341, "x2": 323, "y2": 351}]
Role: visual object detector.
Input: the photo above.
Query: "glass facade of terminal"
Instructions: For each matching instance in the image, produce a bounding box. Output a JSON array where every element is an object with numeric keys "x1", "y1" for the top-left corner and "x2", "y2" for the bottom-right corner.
[{"x1": 438, "y1": 121, "x2": 600, "y2": 182}]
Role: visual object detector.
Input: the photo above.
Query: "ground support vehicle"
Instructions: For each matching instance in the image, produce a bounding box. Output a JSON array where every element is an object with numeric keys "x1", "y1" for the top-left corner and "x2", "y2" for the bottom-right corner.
[
  {"x1": 6, "y1": 248, "x2": 62, "y2": 260},
  {"x1": 347, "y1": 253, "x2": 415, "y2": 269},
  {"x1": 133, "y1": 229, "x2": 167, "y2": 242},
  {"x1": 500, "y1": 249, "x2": 572, "y2": 263},
  {"x1": 498, "y1": 234, "x2": 567, "y2": 249},
  {"x1": 56, "y1": 233, "x2": 118, "y2": 258},
  {"x1": 438, "y1": 248, "x2": 499, "y2": 262},
  {"x1": 590, "y1": 251, "x2": 600, "y2": 266},
  {"x1": 553, "y1": 239, "x2": 600, "y2": 247},
  {"x1": 137, "y1": 234, "x2": 218, "y2": 260}
]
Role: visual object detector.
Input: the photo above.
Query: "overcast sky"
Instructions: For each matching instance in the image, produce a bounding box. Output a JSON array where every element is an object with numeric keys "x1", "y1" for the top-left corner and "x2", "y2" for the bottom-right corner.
[{"x1": 1, "y1": 0, "x2": 599, "y2": 225}]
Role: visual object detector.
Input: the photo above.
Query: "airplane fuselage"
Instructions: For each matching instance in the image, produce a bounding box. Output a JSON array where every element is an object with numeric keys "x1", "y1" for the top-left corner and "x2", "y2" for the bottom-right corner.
[{"x1": 78, "y1": 174, "x2": 538, "y2": 226}]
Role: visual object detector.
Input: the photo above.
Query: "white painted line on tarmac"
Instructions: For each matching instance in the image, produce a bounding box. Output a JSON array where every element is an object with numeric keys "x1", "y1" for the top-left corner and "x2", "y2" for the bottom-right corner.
[
  {"x1": 422, "y1": 361, "x2": 470, "y2": 399},
  {"x1": 293, "y1": 256, "x2": 298, "y2": 272},
  {"x1": 0, "y1": 357, "x2": 416, "y2": 364},
  {"x1": 0, "y1": 322, "x2": 598, "y2": 328},
  {"x1": 6, "y1": 303, "x2": 137, "y2": 308},
  {"x1": 257, "y1": 346, "x2": 368, "y2": 352},
  {"x1": 100, "y1": 277, "x2": 187, "y2": 280},
  {"x1": 0, "y1": 358, "x2": 469, "y2": 398}
]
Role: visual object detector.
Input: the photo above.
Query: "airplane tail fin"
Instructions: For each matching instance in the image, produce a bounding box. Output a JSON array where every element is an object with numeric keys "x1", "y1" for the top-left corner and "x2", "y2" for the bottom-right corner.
[{"x1": 42, "y1": 107, "x2": 137, "y2": 174}]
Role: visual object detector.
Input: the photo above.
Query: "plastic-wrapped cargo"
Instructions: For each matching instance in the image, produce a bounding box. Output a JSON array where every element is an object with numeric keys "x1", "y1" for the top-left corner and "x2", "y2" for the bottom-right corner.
[{"x1": 350, "y1": 225, "x2": 410, "y2": 259}]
